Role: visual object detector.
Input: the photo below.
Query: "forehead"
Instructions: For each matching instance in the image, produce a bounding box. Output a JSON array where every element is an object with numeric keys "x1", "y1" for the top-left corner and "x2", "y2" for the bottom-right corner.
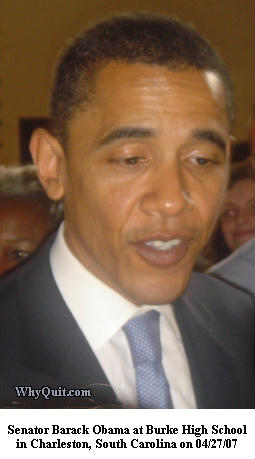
[
  {"x1": 100, "y1": 62, "x2": 225, "y2": 109},
  {"x1": 67, "y1": 61, "x2": 229, "y2": 148},
  {"x1": 0, "y1": 198, "x2": 48, "y2": 228},
  {"x1": 94, "y1": 61, "x2": 225, "y2": 96}
]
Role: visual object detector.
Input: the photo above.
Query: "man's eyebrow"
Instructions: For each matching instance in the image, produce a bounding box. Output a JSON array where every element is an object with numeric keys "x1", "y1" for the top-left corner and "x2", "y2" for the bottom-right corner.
[
  {"x1": 98, "y1": 126, "x2": 155, "y2": 147},
  {"x1": 6, "y1": 238, "x2": 32, "y2": 244},
  {"x1": 192, "y1": 129, "x2": 227, "y2": 152}
]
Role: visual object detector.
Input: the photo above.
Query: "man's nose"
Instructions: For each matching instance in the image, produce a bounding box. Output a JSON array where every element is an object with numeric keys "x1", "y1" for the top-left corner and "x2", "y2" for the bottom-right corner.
[{"x1": 140, "y1": 163, "x2": 194, "y2": 217}]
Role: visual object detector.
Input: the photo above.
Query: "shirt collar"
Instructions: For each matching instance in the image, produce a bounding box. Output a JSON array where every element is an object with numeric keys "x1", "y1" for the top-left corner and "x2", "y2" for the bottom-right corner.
[{"x1": 50, "y1": 223, "x2": 176, "y2": 350}]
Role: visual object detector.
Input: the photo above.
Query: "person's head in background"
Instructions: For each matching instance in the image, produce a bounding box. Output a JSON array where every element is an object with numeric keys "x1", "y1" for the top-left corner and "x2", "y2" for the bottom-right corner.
[
  {"x1": 0, "y1": 165, "x2": 63, "y2": 276},
  {"x1": 220, "y1": 160, "x2": 254, "y2": 253}
]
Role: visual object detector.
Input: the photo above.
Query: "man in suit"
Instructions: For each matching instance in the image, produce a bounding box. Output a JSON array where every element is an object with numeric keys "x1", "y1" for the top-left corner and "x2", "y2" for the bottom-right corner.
[{"x1": 0, "y1": 12, "x2": 253, "y2": 408}]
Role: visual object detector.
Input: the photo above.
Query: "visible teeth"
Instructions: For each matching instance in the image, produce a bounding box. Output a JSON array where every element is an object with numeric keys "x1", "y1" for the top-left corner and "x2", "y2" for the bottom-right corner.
[{"x1": 144, "y1": 239, "x2": 181, "y2": 251}]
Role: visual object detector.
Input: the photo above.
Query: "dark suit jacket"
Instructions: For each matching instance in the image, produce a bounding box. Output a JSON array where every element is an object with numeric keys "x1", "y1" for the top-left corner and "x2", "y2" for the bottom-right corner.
[{"x1": 0, "y1": 235, "x2": 253, "y2": 408}]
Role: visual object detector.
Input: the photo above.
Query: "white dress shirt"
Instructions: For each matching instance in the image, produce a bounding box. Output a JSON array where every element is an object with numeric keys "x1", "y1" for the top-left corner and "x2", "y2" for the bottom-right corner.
[{"x1": 50, "y1": 223, "x2": 196, "y2": 408}]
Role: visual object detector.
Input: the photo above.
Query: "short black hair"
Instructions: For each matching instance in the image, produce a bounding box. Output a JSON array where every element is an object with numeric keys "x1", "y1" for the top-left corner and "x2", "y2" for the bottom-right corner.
[{"x1": 51, "y1": 11, "x2": 234, "y2": 145}]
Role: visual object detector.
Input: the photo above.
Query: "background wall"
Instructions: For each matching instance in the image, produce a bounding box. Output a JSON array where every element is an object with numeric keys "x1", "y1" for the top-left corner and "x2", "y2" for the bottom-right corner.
[{"x1": 0, "y1": 0, "x2": 254, "y2": 165}]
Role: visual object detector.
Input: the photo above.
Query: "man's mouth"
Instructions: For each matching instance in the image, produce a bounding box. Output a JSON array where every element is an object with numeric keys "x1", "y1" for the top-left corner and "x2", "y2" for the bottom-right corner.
[
  {"x1": 131, "y1": 234, "x2": 193, "y2": 267},
  {"x1": 144, "y1": 238, "x2": 181, "y2": 251}
]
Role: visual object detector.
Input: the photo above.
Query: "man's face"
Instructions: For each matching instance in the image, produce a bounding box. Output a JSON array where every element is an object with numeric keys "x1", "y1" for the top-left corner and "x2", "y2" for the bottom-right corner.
[
  {"x1": 60, "y1": 62, "x2": 230, "y2": 304},
  {"x1": 220, "y1": 178, "x2": 254, "y2": 252}
]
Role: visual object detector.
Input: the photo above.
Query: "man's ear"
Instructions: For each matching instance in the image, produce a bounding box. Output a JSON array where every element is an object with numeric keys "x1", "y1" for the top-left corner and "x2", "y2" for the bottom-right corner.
[{"x1": 30, "y1": 128, "x2": 65, "y2": 200}]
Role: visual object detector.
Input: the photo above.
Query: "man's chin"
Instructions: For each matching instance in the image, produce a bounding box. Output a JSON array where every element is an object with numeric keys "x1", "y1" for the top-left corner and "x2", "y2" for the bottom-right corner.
[
  {"x1": 123, "y1": 277, "x2": 191, "y2": 306},
  {"x1": 112, "y1": 257, "x2": 196, "y2": 305}
]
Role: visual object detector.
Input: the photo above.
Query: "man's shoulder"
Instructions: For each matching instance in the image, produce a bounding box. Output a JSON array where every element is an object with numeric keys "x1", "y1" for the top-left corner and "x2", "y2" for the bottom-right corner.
[
  {"x1": 186, "y1": 270, "x2": 253, "y2": 308},
  {"x1": 181, "y1": 270, "x2": 254, "y2": 333},
  {"x1": 211, "y1": 238, "x2": 254, "y2": 273},
  {"x1": 180, "y1": 271, "x2": 254, "y2": 353},
  {"x1": 178, "y1": 271, "x2": 254, "y2": 409},
  {"x1": 209, "y1": 238, "x2": 255, "y2": 295}
]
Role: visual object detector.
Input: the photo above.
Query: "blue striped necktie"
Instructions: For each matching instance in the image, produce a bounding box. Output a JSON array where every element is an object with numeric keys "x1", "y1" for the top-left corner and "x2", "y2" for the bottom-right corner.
[{"x1": 123, "y1": 309, "x2": 173, "y2": 408}]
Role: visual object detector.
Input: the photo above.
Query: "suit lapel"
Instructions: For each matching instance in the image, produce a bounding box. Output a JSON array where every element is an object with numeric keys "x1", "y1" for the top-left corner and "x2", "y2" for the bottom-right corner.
[
  {"x1": 173, "y1": 296, "x2": 241, "y2": 408},
  {"x1": 16, "y1": 236, "x2": 117, "y2": 407}
]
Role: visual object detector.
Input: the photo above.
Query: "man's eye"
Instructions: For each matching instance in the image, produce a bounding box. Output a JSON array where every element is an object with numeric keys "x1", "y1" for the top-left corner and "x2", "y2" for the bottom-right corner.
[
  {"x1": 193, "y1": 157, "x2": 215, "y2": 166},
  {"x1": 111, "y1": 156, "x2": 146, "y2": 167},
  {"x1": 221, "y1": 208, "x2": 237, "y2": 219},
  {"x1": 10, "y1": 250, "x2": 31, "y2": 261},
  {"x1": 124, "y1": 157, "x2": 143, "y2": 165}
]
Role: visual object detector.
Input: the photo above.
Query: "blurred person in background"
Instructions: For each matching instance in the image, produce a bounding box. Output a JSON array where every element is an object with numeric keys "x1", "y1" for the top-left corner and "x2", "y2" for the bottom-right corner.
[
  {"x1": 0, "y1": 165, "x2": 63, "y2": 276},
  {"x1": 196, "y1": 156, "x2": 254, "y2": 271},
  {"x1": 209, "y1": 135, "x2": 254, "y2": 295},
  {"x1": 220, "y1": 160, "x2": 254, "y2": 254},
  {"x1": 209, "y1": 160, "x2": 254, "y2": 264}
]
